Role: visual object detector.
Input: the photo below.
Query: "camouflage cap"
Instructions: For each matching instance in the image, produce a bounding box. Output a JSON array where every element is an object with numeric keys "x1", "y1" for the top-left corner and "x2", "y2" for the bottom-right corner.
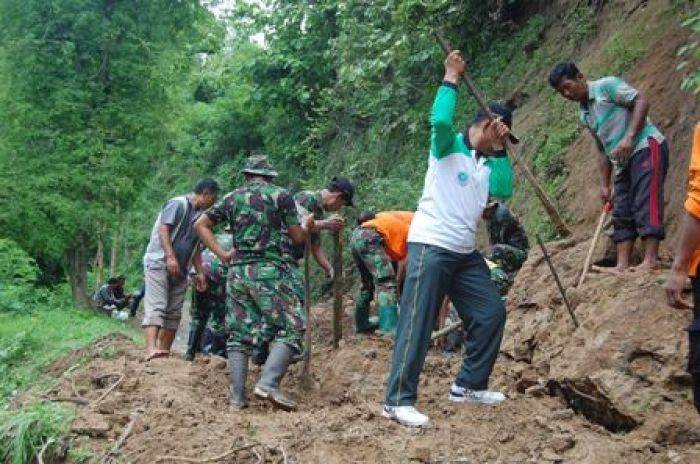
[{"x1": 242, "y1": 154, "x2": 278, "y2": 178}]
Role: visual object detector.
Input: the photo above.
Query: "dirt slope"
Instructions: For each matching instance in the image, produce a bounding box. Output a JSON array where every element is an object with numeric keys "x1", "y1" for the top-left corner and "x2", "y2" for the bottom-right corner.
[{"x1": 33, "y1": 248, "x2": 700, "y2": 464}]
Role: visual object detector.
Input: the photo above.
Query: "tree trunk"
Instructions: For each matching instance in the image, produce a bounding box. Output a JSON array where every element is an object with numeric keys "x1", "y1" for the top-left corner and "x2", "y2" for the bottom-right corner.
[
  {"x1": 67, "y1": 234, "x2": 91, "y2": 308},
  {"x1": 109, "y1": 232, "x2": 118, "y2": 276},
  {"x1": 96, "y1": 235, "x2": 104, "y2": 285}
]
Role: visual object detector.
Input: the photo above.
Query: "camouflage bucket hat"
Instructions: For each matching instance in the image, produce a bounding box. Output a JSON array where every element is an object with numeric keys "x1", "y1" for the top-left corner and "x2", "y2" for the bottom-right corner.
[{"x1": 241, "y1": 154, "x2": 278, "y2": 178}]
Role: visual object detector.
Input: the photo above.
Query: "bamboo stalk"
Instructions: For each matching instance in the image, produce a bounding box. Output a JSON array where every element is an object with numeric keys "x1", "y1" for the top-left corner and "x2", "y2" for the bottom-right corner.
[{"x1": 332, "y1": 231, "x2": 343, "y2": 348}]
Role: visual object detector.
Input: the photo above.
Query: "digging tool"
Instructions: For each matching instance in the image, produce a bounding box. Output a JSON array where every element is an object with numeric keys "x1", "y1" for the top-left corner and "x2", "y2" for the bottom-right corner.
[
  {"x1": 536, "y1": 234, "x2": 579, "y2": 328},
  {"x1": 301, "y1": 234, "x2": 313, "y2": 389},
  {"x1": 434, "y1": 32, "x2": 571, "y2": 238},
  {"x1": 332, "y1": 230, "x2": 343, "y2": 348},
  {"x1": 431, "y1": 320, "x2": 463, "y2": 341},
  {"x1": 577, "y1": 202, "x2": 612, "y2": 287}
]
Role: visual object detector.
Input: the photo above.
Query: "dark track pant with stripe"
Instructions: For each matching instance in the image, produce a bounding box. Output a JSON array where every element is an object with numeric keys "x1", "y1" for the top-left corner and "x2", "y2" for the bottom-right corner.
[
  {"x1": 384, "y1": 243, "x2": 505, "y2": 407},
  {"x1": 612, "y1": 139, "x2": 669, "y2": 243}
]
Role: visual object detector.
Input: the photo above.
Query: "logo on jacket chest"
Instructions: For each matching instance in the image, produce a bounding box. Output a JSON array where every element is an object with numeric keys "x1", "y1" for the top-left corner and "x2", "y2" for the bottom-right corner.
[{"x1": 456, "y1": 171, "x2": 469, "y2": 186}]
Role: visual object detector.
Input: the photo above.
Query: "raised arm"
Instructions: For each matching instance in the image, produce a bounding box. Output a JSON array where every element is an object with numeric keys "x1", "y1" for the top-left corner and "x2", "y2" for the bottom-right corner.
[{"x1": 431, "y1": 50, "x2": 465, "y2": 159}]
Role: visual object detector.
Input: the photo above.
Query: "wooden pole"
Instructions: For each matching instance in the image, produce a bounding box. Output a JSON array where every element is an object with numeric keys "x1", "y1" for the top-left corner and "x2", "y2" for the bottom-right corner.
[
  {"x1": 577, "y1": 206, "x2": 610, "y2": 287},
  {"x1": 301, "y1": 234, "x2": 313, "y2": 387},
  {"x1": 536, "y1": 235, "x2": 579, "y2": 328},
  {"x1": 332, "y1": 231, "x2": 343, "y2": 348},
  {"x1": 434, "y1": 32, "x2": 571, "y2": 238},
  {"x1": 431, "y1": 320, "x2": 463, "y2": 341}
]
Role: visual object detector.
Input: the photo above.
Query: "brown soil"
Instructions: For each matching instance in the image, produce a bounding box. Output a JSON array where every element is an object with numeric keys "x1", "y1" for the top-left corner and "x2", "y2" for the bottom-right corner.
[{"x1": 33, "y1": 240, "x2": 700, "y2": 463}]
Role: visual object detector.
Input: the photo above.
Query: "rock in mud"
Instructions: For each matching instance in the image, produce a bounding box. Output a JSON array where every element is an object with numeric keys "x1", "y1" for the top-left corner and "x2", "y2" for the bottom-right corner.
[
  {"x1": 525, "y1": 384, "x2": 547, "y2": 398},
  {"x1": 550, "y1": 433, "x2": 575, "y2": 453},
  {"x1": 546, "y1": 378, "x2": 640, "y2": 433},
  {"x1": 655, "y1": 419, "x2": 700, "y2": 445},
  {"x1": 410, "y1": 446, "x2": 431, "y2": 463},
  {"x1": 209, "y1": 356, "x2": 227, "y2": 370},
  {"x1": 71, "y1": 414, "x2": 111, "y2": 437},
  {"x1": 552, "y1": 408, "x2": 575, "y2": 420}
]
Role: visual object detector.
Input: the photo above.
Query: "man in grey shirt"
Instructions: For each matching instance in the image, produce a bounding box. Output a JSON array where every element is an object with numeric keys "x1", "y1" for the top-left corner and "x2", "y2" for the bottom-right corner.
[{"x1": 142, "y1": 178, "x2": 219, "y2": 360}]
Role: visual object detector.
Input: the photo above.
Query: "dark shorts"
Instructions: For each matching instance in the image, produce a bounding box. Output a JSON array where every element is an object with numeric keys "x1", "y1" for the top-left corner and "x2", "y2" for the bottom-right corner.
[{"x1": 612, "y1": 138, "x2": 669, "y2": 243}]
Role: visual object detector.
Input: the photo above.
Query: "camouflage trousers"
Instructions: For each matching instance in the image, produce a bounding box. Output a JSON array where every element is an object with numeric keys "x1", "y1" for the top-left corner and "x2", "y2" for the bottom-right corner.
[
  {"x1": 489, "y1": 266, "x2": 511, "y2": 296},
  {"x1": 350, "y1": 227, "x2": 397, "y2": 311},
  {"x1": 226, "y1": 261, "x2": 305, "y2": 356},
  {"x1": 487, "y1": 244, "x2": 527, "y2": 274},
  {"x1": 191, "y1": 289, "x2": 227, "y2": 338},
  {"x1": 487, "y1": 244, "x2": 527, "y2": 295}
]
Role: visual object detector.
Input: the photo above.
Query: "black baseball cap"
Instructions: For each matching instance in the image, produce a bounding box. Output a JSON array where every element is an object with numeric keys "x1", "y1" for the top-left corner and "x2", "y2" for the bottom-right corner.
[
  {"x1": 474, "y1": 103, "x2": 513, "y2": 129},
  {"x1": 328, "y1": 176, "x2": 355, "y2": 207}
]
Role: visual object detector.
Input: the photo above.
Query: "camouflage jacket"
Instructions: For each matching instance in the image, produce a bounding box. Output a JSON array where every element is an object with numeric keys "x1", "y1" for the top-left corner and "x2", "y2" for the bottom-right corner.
[
  {"x1": 201, "y1": 233, "x2": 233, "y2": 299},
  {"x1": 205, "y1": 178, "x2": 300, "y2": 265},
  {"x1": 281, "y1": 190, "x2": 325, "y2": 262},
  {"x1": 487, "y1": 203, "x2": 529, "y2": 251}
]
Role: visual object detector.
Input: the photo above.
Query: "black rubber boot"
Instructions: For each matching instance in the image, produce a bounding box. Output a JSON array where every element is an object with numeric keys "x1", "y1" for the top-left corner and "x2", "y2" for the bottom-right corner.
[
  {"x1": 354, "y1": 291, "x2": 378, "y2": 334},
  {"x1": 227, "y1": 349, "x2": 249, "y2": 410},
  {"x1": 254, "y1": 342, "x2": 296, "y2": 411},
  {"x1": 184, "y1": 327, "x2": 200, "y2": 362}
]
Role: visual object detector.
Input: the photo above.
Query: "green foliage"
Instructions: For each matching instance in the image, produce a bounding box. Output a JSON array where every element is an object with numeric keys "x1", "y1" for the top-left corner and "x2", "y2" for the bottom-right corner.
[
  {"x1": 603, "y1": 33, "x2": 646, "y2": 75},
  {"x1": 0, "y1": 401, "x2": 72, "y2": 464},
  {"x1": 566, "y1": 5, "x2": 596, "y2": 47},
  {"x1": 678, "y1": 13, "x2": 700, "y2": 94},
  {"x1": 0, "y1": 239, "x2": 53, "y2": 312},
  {"x1": 0, "y1": 306, "x2": 138, "y2": 402}
]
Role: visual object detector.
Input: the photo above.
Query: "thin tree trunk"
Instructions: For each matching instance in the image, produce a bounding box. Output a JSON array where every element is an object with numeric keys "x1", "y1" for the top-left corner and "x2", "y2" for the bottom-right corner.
[
  {"x1": 96, "y1": 234, "x2": 104, "y2": 285},
  {"x1": 67, "y1": 233, "x2": 91, "y2": 307}
]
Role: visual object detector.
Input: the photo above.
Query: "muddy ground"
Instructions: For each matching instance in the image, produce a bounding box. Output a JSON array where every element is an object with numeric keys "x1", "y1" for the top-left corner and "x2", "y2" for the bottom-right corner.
[{"x1": 29, "y1": 235, "x2": 700, "y2": 463}]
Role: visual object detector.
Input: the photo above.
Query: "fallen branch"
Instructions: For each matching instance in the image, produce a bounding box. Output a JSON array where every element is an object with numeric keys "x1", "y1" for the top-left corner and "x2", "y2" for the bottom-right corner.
[
  {"x1": 92, "y1": 374, "x2": 125, "y2": 406},
  {"x1": 278, "y1": 443, "x2": 289, "y2": 464},
  {"x1": 100, "y1": 412, "x2": 140, "y2": 464},
  {"x1": 36, "y1": 438, "x2": 55, "y2": 464},
  {"x1": 155, "y1": 443, "x2": 259, "y2": 463},
  {"x1": 45, "y1": 396, "x2": 90, "y2": 406}
]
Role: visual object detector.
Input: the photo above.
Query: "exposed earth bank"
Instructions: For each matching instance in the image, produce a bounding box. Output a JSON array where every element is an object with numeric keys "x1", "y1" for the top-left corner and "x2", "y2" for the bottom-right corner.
[{"x1": 29, "y1": 236, "x2": 700, "y2": 463}]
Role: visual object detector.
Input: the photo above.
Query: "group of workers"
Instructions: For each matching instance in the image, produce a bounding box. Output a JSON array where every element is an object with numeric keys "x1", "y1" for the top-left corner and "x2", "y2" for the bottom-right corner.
[{"x1": 124, "y1": 47, "x2": 700, "y2": 427}]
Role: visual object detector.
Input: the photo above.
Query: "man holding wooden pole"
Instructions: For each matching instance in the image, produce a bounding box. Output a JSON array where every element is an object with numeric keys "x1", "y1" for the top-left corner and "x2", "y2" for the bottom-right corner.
[{"x1": 382, "y1": 50, "x2": 512, "y2": 428}]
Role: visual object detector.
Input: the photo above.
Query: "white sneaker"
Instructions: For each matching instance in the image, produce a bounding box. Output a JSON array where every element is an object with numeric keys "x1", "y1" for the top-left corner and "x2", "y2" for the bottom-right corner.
[
  {"x1": 382, "y1": 405, "x2": 429, "y2": 427},
  {"x1": 449, "y1": 384, "x2": 506, "y2": 404}
]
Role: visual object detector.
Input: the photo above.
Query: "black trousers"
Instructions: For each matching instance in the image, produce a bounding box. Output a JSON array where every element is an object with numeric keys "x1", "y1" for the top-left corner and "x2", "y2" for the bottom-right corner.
[{"x1": 690, "y1": 273, "x2": 700, "y2": 414}]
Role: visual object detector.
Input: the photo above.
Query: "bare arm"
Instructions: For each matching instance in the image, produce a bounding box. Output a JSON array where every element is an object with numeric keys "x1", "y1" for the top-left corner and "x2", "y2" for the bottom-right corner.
[
  {"x1": 625, "y1": 94, "x2": 650, "y2": 142},
  {"x1": 396, "y1": 258, "x2": 407, "y2": 295},
  {"x1": 192, "y1": 248, "x2": 203, "y2": 275},
  {"x1": 194, "y1": 215, "x2": 230, "y2": 263},
  {"x1": 672, "y1": 213, "x2": 700, "y2": 273},
  {"x1": 159, "y1": 224, "x2": 181, "y2": 277},
  {"x1": 310, "y1": 240, "x2": 333, "y2": 277},
  {"x1": 611, "y1": 94, "x2": 650, "y2": 160},
  {"x1": 288, "y1": 224, "x2": 307, "y2": 245},
  {"x1": 665, "y1": 212, "x2": 700, "y2": 309},
  {"x1": 592, "y1": 130, "x2": 613, "y2": 206}
]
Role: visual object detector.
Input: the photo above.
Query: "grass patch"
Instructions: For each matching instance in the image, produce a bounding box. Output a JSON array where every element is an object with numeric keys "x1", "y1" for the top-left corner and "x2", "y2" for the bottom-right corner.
[
  {"x1": 0, "y1": 307, "x2": 140, "y2": 403},
  {"x1": 0, "y1": 306, "x2": 140, "y2": 463},
  {"x1": 0, "y1": 401, "x2": 72, "y2": 464}
]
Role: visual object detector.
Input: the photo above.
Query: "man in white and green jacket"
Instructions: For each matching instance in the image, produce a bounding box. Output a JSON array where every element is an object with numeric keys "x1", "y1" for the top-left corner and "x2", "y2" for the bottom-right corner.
[{"x1": 382, "y1": 50, "x2": 514, "y2": 428}]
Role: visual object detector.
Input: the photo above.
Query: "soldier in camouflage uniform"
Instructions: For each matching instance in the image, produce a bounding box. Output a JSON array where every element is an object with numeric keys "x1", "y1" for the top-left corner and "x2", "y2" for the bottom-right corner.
[
  {"x1": 195, "y1": 155, "x2": 311, "y2": 411},
  {"x1": 184, "y1": 233, "x2": 232, "y2": 361},
  {"x1": 283, "y1": 177, "x2": 356, "y2": 279},
  {"x1": 351, "y1": 211, "x2": 413, "y2": 335},
  {"x1": 482, "y1": 200, "x2": 529, "y2": 294}
]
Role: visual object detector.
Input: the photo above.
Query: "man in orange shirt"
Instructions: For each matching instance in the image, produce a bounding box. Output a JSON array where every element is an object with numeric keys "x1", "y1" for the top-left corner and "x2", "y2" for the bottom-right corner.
[
  {"x1": 665, "y1": 123, "x2": 700, "y2": 413},
  {"x1": 351, "y1": 211, "x2": 414, "y2": 334}
]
